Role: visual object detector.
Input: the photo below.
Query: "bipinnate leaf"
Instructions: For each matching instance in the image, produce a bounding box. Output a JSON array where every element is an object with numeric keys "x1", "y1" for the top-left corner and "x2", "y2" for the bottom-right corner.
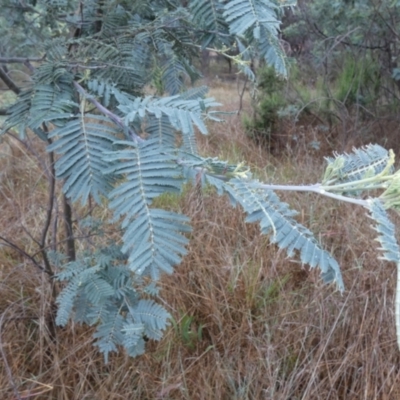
[
  {"x1": 104, "y1": 138, "x2": 191, "y2": 280},
  {"x1": 323, "y1": 144, "x2": 393, "y2": 191},
  {"x1": 47, "y1": 114, "x2": 117, "y2": 205},
  {"x1": 223, "y1": 0, "x2": 288, "y2": 75},
  {"x1": 225, "y1": 178, "x2": 344, "y2": 291},
  {"x1": 367, "y1": 198, "x2": 400, "y2": 349}
]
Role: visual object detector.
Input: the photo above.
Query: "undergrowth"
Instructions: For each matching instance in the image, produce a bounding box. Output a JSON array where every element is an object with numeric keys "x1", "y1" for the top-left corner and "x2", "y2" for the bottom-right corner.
[{"x1": 1, "y1": 82, "x2": 400, "y2": 399}]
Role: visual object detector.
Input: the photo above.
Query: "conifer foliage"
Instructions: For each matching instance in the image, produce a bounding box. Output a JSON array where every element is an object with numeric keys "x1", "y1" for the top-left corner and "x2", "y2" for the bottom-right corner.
[{"x1": 2, "y1": 0, "x2": 400, "y2": 362}]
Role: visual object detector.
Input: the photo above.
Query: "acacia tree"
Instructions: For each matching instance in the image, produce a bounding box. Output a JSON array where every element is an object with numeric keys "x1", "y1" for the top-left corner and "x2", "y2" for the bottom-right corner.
[{"x1": 1, "y1": 0, "x2": 400, "y2": 363}]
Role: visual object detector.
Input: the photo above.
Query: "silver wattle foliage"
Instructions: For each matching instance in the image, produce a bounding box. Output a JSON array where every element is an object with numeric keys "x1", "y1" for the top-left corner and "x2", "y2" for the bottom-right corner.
[{"x1": 4, "y1": 0, "x2": 400, "y2": 362}]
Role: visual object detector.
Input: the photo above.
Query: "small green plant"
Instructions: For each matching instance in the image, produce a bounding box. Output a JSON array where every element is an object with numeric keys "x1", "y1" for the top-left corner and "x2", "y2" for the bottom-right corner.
[
  {"x1": 244, "y1": 66, "x2": 287, "y2": 145},
  {"x1": 335, "y1": 54, "x2": 380, "y2": 108},
  {"x1": 255, "y1": 274, "x2": 291, "y2": 310},
  {"x1": 171, "y1": 313, "x2": 204, "y2": 350}
]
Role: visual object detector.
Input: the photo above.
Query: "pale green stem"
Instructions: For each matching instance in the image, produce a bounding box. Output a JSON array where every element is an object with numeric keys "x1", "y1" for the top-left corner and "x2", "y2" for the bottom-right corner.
[{"x1": 258, "y1": 183, "x2": 369, "y2": 207}]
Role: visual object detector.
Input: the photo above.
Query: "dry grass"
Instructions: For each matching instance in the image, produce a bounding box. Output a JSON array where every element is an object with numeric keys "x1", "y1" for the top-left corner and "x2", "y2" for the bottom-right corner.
[{"x1": 1, "y1": 81, "x2": 400, "y2": 399}]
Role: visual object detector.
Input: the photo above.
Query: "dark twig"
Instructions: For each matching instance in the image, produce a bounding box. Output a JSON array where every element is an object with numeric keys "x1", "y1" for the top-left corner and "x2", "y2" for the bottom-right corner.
[
  {"x1": 39, "y1": 127, "x2": 56, "y2": 277},
  {"x1": 63, "y1": 195, "x2": 76, "y2": 262},
  {"x1": 0, "y1": 235, "x2": 49, "y2": 275},
  {"x1": 0, "y1": 56, "x2": 44, "y2": 63},
  {"x1": 0, "y1": 66, "x2": 20, "y2": 94},
  {"x1": 237, "y1": 75, "x2": 248, "y2": 115},
  {"x1": 312, "y1": 23, "x2": 387, "y2": 51},
  {"x1": 24, "y1": 60, "x2": 35, "y2": 73},
  {"x1": 30, "y1": 231, "x2": 123, "y2": 260},
  {"x1": 51, "y1": 204, "x2": 58, "y2": 253}
]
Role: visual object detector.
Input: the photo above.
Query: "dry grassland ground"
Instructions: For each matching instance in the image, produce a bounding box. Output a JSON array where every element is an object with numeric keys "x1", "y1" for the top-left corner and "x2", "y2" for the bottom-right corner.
[{"x1": 1, "y1": 80, "x2": 400, "y2": 399}]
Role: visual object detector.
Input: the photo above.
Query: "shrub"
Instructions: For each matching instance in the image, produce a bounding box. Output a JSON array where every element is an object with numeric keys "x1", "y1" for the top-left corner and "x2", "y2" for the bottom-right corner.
[{"x1": 244, "y1": 66, "x2": 287, "y2": 146}]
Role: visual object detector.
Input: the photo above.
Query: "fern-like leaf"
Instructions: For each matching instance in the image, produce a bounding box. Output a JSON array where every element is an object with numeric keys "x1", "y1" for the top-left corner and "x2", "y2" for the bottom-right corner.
[
  {"x1": 29, "y1": 83, "x2": 76, "y2": 128},
  {"x1": 93, "y1": 304, "x2": 125, "y2": 364},
  {"x1": 225, "y1": 178, "x2": 344, "y2": 291},
  {"x1": 55, "y1": 258, "x2": 90, "y2": 326},
  {"x1": 92, "y1": 36, "x2": 151, "y2": 93},
  {"x1": 55, "y1": 274, "x2": 83, "y2": 326},
  {"x1": 84, "y1": 275, "x2": 115, "y2": 305},
  {"x1": 47, "y1": 114, "x2": 117, "y2": 205},
  {"x1": 87, "y1": 79, "x2": 117, "y2": 108},
  {"x1": 3, "y1": 82, "x2": 76, "y2": 138},
  {"x1": 189, "y1": 0, "x2": 230, "y2": 48},
  {"x1": 145, "y1": 114, "x2": 176, "y2": 147},
  {"x1": 144, "y1": 87, "x2": 209, "y2": 152},
  {"x1": 128, "y1": 299, "x2": 170, "y2": 340},
  {"x1": 115, "y1": 92, "x2": 218, "y2": 155},
  {"x1": 367, "y1": 198, "x2": 400, "y2": 348},
  {"x1": 55, "y1": 261, "x2": 114, "y2": 326},
  {"x1": 161, "y1": 50, "x2": 190, "y2": 95},
  {"x1": 323, "y1": 144, "x2": 393, "y2": 189},
  {"x1": 367, "y1": 199, "x2": 400, "y2": 263},
  {"x1": 180, "y1": 86, "x2": 209, "y2": 100},
  {"x1": 256, "y1": 24, "x2": 287, "y2": 75},
  {"x1": 104, "y1": 138, "x2": 191, "y2": 279},
  {"x1": 2, "y1": 88, "x2": 33, "y2": 136},
  {"x1": 122, "y1": 321, "x2": 146, "y2": 357},
  {"x1": 116, "y1": 93, "x2": 216, "y2": 136},
  {"x1": 223, "y1": 0, "x2": 288, "y2": 74}
]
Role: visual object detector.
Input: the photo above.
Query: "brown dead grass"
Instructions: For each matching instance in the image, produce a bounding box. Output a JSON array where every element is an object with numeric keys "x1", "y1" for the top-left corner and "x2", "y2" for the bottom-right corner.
[{"x1": 1, "y1": 82, "x2": 400, "y2": 399}]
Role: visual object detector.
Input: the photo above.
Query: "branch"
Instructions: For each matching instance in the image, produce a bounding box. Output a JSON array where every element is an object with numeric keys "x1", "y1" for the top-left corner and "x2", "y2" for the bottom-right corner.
[
  {"x1": 194, "y1": 29, "x2": 232, "y2": 38},
  {"x1": 3, "y1": 133, "x2": 59, "y2": 266},
  {"x1": 63, "y1": 196, "x2": 76, "y2": 262},
  {"x1": 0, "y1": 108, "x2": 9, "y2": 116},
  {"x1": 0, "y1": 56, "x2": 44, "y2": 63},
  {"x1": 312, "y1": 23, "x2": 387, "y2": 51},
  {"x1": 0, "y1": 66, "x2": 20, "y2": 94},
  {"x1": 30, "y1": 232, "x2": 123, "y2": 260},
  {"x1": 73, "y1": 81, "x2": 144, "y2": 143},
  {"x1": 38, "y1": 127, "x2": 56, "y2": 277},
  {"x1": 255, "y1": 182, "x2": 369, "y2": 207},
  {"x1": 0, "y1": 235, "x2": 49, "y2": 275}
]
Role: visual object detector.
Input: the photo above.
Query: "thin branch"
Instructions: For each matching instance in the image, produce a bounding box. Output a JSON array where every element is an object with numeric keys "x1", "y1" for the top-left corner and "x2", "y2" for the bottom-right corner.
[
  {"x1": 312, "y1": 23, "x2": 387, "y2": 51},
  {"x1": 237, "y1": 74, "x2": 248, "y2": 115},
  {"x1": 24, "y1": 60, "x2": 35, "y2": 73},
  {"x1": 0, "y1": 235, "x2": 49, "y2": 275},
  {"x1": 316, "y1": 27, "x2": 363, "y2": 67},
  {"x1": 1, "y1": 130, "x2": 56, "y2": 277},
  {"x1": 39, "y1": 127, "x2": 56, "y2": 277},
  {"x1": 30, "y1": 231, "x2": 123, "y2": 260},
  {"x1": 194, "y1": 29, "x2": 232, "y2": 38},
  {"x1": 0, "y1": 66, "x2": 20, "y2": 94},
  {"x1": 0, "y1": 56, "x2": 44, "y2": 63},
  {"x1": 63, "y1": 195, "x2": 76, "y2": 262},
  {"x1": 4, "y1": 131, "x2": 55, "y2": 260},
  {"x1": 51, "y1": 203, "x2": 58, "y2": 253},
  {"x1": 255, "y1": 182, "x2": 369, "y2": 207},
  {"x1": 73, "y1": 81, "x2": 143, "y2": 143}
]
